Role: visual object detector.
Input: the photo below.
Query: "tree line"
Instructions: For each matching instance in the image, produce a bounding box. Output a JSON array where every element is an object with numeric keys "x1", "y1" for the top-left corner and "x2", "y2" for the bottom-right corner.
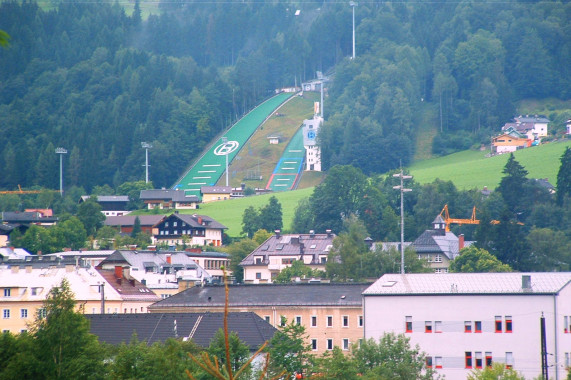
[{"x1": 1, "y1": 1, "x2": 571, "y2": 192}]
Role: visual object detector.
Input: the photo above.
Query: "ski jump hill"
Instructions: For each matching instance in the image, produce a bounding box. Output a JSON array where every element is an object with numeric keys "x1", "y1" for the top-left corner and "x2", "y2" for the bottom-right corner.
[
  {"x1": 172, "y1": 92, "x2": 294, "y2": 197},
  {"x1": 265, "y1": 127, "x2": 305, "y2": 191}
]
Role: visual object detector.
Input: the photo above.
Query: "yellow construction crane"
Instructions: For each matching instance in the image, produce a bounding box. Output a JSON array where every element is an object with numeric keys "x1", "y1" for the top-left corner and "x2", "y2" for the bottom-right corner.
[
  {"x1": 0, "y1": 185, "x2": 57, "y2": 195},
  {"x1": 439, "y1": 204, "x2": 480, "y2": 232}
]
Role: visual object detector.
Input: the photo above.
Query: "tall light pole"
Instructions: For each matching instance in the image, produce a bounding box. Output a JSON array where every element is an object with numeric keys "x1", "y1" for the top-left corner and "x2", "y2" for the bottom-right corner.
[
  {"x1": 350, "y1": 1, "x2": 358, "y2": 59},
  {"x1": 141, "y1": 142, "x2": 152, "y2": 184},
  {"x1": 393, "y1": 168, "x2": 412, "y2": 274},
  {"x1": 222, "y1": 137, "x2": 229, "y2": 187},
  {"x1": 55, "y1": 147, "x2": 67, "y2": 196}
]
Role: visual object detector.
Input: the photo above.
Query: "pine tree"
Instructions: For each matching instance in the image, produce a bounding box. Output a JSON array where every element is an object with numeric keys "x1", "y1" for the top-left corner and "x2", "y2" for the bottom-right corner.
[
  {"x1": 556, "y1": 147, "x2": 571, "y2": 205},
  {"x1": 497, "y1": 153, "x2": 528, "y2": 213}
]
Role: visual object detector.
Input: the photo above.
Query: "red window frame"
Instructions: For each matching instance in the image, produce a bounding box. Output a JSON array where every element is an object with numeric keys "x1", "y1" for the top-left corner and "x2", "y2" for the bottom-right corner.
[
  {"x1": 475, "y1": 321, "x2": 482, "y2": 333},
  {"x1": 426, "y1": 356, "x2": 433, "y2": 368},
  {"x1": 475, "y1": 352, "x2": 482, "y2": 369},
  {"x1": 464, "y1": 321, "x2": 472, "y2": 333},
  {"x1": 405, "y1": 316, "x2": 412, "y2": 333},
  {"x1": 485, "y1": 354, "x2": 493, "y2": 368},
  {"x1": 435, "y1": 356, "x2": 443, "y2": 369},
  {"x1": 465, "y1": 352, "x2": 472, "y2": 369},
  {"x1": 505, "y1": 316, "x2": 513, "y2": 333},
  {"x1": 495, "y1": 316, "x2": 502, "y2": 333},
  {"x1": 425, "y1": 321, "x2": 432, "y2": 333}
]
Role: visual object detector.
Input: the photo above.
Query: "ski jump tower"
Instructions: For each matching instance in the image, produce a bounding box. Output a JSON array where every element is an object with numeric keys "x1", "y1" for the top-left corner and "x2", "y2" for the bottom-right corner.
[{"x1": 302, "y1": 101, "x2": 323, "y2": 171}]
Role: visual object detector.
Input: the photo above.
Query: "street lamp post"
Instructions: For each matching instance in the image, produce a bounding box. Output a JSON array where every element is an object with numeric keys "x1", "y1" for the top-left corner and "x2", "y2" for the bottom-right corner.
[
  {"x1": 222, "y1": 137, "x2": 229, "y2": 187},
  {"x1": 55, "y1": 147, "x2": 67, "y2": 196},
  {"x1": 393, "y1": 169, "x2": 412, "y2": 274},
  {"x1": 350, "y1": 1, "x2": 358, "y2": 59},
  {"x1": 141, "y1": 142, "x2": 152, "y2": 183}
]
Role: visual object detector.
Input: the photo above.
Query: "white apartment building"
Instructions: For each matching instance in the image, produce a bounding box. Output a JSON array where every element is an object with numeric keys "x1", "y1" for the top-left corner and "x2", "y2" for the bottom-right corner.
[{"x1": 363, "y1": 273, "x2": 571, "y2": 380}]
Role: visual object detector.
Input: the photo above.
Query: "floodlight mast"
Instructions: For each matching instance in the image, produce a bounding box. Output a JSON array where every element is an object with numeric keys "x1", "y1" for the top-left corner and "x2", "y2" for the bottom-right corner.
[
  {"x1": 141, "y1": 142, "x2": 152, "y2": 183},
  {"x1": 393, "y1": 169, "x2": 412, "y2": 274},
  {"x1": 55, "y1": 147, "x2": 67, "y2": 196},
  {"x1": 350, "y1": 1, "x2": 358, "y2": 59}
]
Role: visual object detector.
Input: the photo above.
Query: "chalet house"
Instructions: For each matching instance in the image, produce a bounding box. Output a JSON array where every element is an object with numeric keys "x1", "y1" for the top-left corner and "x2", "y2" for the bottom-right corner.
[
  {"x1": 1, "y1": 211, "x2": 59, "y2": 238},
  {"x1": 97, "y1": 250, "x2": 210, "y2": 299},
  {"x1": 87, "y1": 312, "x2": 276, "y2": 350},
  {"x1": 153, "y1": 212, "x2": 226, "y2": 247},
  {"x1": 363, "y1": 273, "x2": 571, "y2": 380},
  {"x1": 104, "y1": 214, "x2": 165, "y2": 236},
  {"x1": 139, "y1": 189, "x2": 200, "y2": 210},
  {"x1": 200, "y1": 186, "x2": 231, "y2": 203},
  {"x1": 79, "y1": 195, "x2": 131, "y2": 217},
  {"x1": 502, "y1": 115, "x2": 549, "y2": 140},
  {"x1": 240, "y1": 229, "x2": 335, "y2": 283},
  {"x1": 410, "y1": 215, "x2": 470, "y2": 273},
  {"x1": 149, "y1": 282, "x2": 369, "y2": 355},
  {"x1": 491, "y1": 128, "x2": 531, "y2": 154}
]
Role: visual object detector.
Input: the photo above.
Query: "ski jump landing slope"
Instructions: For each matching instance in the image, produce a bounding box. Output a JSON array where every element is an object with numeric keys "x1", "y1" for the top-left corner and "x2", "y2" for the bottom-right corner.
[
  {"x1": 172, "y1": 92, "x2": 293, "y2": 197},
  {"x1": 265, "y1": 126, "x2": 305, "y2": 192}
]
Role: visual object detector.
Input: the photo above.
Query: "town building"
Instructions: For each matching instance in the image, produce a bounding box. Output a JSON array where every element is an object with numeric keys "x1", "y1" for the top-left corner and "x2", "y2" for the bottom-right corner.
[
  {"x1": 240, "y1": 230, "x2": 334, "y2": 283},
  {"x1": 302, "y1": 114, "x2": 323, "y2": 171},
  {"x1": 491, "y1": 128, "x2": 531, "y2": 154},
  {"x1": 184, "y1": 249, "x2": 231, "y2": 283},
  {"x1": 200, "y1": 186, "x2": 232, "y2": 203},
  {"x1": 152, "y1": 212, "x2": 226, "y2": 247},
  {"x1": 362, "y1": 272, "x2": 571, "y2": 380},
  {"x1": 139, "y1": 189, "x2": 200, "y2": 210},
  {"x1": 502, "y1": 115, "x2": 549, "y2": 140},
  {"x1": 149, "y1": 282, "x2": 369, "y2": 355},
  {"x1": 79, "y1": 195, "x2": 131, "y2": 216},
  {"x1": 104, "y1": 214, "x2": 164, "y2": 236}
]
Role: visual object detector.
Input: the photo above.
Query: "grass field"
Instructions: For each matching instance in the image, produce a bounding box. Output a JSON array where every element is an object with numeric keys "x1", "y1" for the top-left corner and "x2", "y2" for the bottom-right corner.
[{"x1": 409, "y1": 139, "x2": 571, "y2": 190}]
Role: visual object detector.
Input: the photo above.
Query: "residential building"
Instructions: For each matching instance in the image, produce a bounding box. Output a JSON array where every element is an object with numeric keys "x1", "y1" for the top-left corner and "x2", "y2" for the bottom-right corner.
[
  {"x1": 363, "y1": 273, "x2": 571, "y2": 380},
  {"x1": 153, "y1": 212, "x2": 226, "y2": 247},
  {"x1": 200, "y1": 186, "x2": 231, "y2": 203},
  {"x1": 491, "y1": 129, "x2": 531, "y2": 154},
  {"x1": 566, "y1": 119, "x2": 571, "y2": 135},
  {"x1": 411, "y1": 215, "x2": 470, "y2": 273},
  {"x1": 184, "y1": 249, "x2": 231, "y2": 283},
  {"x1": 502, "y1": 115, "x2": 549, "y2": 139},
  {"x1": 1, "y1": 211, "x2": 59, "y2": 236},
  {"x1": 0, "y1": 224, "x2": 14, "y2": 247},
  {"x1": 240, "y1": 230, "x2": 334, "y2": 283},
  {"x1": 97, "y1": 250, "x2": 210, "y2": 299},
  {"x1": 79, "y1": 195, "x2": 131, "y2": 216},
  {"x1": 44, "y1": 249, "x2": 116, "y2": 267},
  {"x1": 87, "y1": 312, "x2": 276, "y2": 350},
  {"x1": 149, "y1": 282, "x2": 369, "y2": 355},
  {"x1": 139, "y1": 189, "x2": 200, "y2": 210},
  {"x1": 104, "y1": 214, "x2": 164, "y2": 236}
]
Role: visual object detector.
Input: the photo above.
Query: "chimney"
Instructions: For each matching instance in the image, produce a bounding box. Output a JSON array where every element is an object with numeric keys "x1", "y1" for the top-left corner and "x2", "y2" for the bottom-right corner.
[
  {"x1": 115, "y1": 266, "x2": 123, "y2": 279},
  {"x1": 198, "y1": 216, "x2": 203, "y2": 225},
  {"x1": 459, "y1": 234, "x2": 465, "y2": 250},
  {"x1": 291, "y1": 236, "x2": 299, "y2": 245},
  {"x1": 309, "y1": 230, "x2": 315, "y2": 238},
  {"x1": 300, "y1": 242, "x2": 305, "y2": 255},
  {"x1": 326, "y1": 229, "x2": 332, "y2": 237},
  {"x1": 123, "y1": 267, "x2": 131, "y2": 280},
  {"x1": 37, "y1": 251, "x2": 42, "y2": 256},
  {"x1": 522, "y1": 275, "x2": 532, "y2": 290},
  {"x1": 166, "y1": 254, "x2": 172, "y2": 264},
  {"x1": 11, "y1": 265, "x2": 19, "y2": 274},
  {"x1": 275, "y1": 229, "x2": 281, "y2": 238}
]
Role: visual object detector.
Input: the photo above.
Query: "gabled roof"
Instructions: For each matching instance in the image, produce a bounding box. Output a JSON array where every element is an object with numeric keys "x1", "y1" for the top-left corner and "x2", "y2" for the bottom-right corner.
[
  {"x1": 101, "y1": 250, "x2": 201, "y2": 272},
  {"x1": 412, "y1": 229, "x2": 460, "y2": 258},
  {"x1": 104, "y1": 215, "x2": 165, "y2": 227},
  {"x1": 240, "y1": 232, "x2": 335, "y2": 266},
  {"x1": 163, "y1": 213, "x2": 227, "y2": 230},
  {"x1": 1, "y1": 211, "x2": 58, "y2": 223},
  {"x1": 514, "y1": 115, "x2": 550, "y2": 124},
  {"x1": 140, "y1": 189, "x2": 199, "y2": 203},
  {"x1": 96, "y1": 268, "x2": 161, "y2": 302},
  {"x1": 86, "y1": 312, "x2": 276, "y2": 348},
  {"x1": 149, "y1": 282, "x2": 370, "y2": 309},
  {"x1": 200, "y1": 186, "x2": 232, "y2": 194},
  {"x1": 364, "y1": 273, "x2": 571, "y2": 296},
  {"x1": 81, "y1": 195, "x2": 130, "y2": 203}
]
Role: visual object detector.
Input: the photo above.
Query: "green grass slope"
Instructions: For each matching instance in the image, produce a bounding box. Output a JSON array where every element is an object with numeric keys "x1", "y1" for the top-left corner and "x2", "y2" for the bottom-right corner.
[{"x1": 409, "y1": 139, "x2": 571, "y2": 190}]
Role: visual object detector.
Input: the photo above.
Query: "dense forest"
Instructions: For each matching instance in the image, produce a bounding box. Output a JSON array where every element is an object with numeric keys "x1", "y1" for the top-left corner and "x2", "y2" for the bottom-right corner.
[{"x1": 0, "y1": 0, "x2": 570, "y2": 191}]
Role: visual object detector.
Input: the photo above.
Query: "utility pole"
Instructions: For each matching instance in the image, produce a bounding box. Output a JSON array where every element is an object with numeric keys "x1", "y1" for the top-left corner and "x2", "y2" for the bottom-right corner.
[
  {"x1": 99, "y1": 283, "x2": 105, "y2": 314},
  {"x1": 350, "y1": 1, "x2": 358, "y2": 59},
  {"x1": 55, "y1": 147, "x2": 67, "y2": 196},
  {"x1": 141, "y1": 142, "x2": 152, "y2": 183},
  {"x1": 393, "y1": 168, "x2": 412, "y2": 274},
  {"x1": 540, "y1": 313, "x2": 549, "y2": 380}
]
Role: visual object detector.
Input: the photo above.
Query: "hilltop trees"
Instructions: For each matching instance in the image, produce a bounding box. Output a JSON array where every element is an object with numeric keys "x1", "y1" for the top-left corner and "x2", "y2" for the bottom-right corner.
[{"x1": 557, "y1": 147, "x2": 571, "y2": 205}]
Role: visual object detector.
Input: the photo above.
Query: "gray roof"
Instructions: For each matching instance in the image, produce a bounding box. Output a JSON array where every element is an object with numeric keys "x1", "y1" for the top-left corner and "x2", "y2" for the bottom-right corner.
[
  {"x1": 81, "y1": 195, "x2": 130, "y2": 203},
  {"x1": 240, "y1": 232, "x2": 335, "y2": 266},
  {"x1": 1, "y1": 211, "x2": 58, "y2": 223},
  {"x1": 100, "y1": 250, "x2": 203, "y2": 272},
  {"x1": 514, "y1": 115, "x2": 550, "y2": 123},
  {"x1": 140, "y1": 189, "x2": 199, "y2": 202},
  {"x1": 200, "y1": 186, "x2": 231, "y2": 194},
  {"x1": 86, "y1": 312, "x2": 276, "y2": 349},
  {"x1": 105, "y1": 215, "x2": 165, "y2": 227},
  {"x1": 363, "y1": 273, "x2": 571, "y2": 296},
  {"x1": 149, "y1": 282, "x2": 370, "y2": 308},
  {"x1": 411, "y1": 230, "x2": 460, "y2": 260},
  {"x1": 168, "y1": 214, "x2": 227, "y2": 230}
]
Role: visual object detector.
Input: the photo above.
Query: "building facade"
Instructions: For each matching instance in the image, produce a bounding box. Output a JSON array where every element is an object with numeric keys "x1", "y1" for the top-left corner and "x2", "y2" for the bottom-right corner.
[
  {"x1": 363, "y1": 273, "x2": 571, "y2": 380},
  {"x1": 153, "y1": 213, "x2": 226, "y2": 247}
]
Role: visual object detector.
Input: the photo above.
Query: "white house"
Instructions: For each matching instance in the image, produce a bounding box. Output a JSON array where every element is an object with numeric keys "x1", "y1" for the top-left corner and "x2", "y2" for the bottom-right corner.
[
  {"x1": 302, "y1": 114, "x2": 323, "y2": 171},
  {"x1": 363, "y1": 273, "x2": 571, "y2": 380}
]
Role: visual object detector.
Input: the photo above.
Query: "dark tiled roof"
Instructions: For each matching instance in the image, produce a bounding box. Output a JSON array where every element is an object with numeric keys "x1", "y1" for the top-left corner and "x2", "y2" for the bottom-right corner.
[
  {"x1": 240, "y1": 233, "x2": 335, "y2": 266},
  {"x1": 86, "y1": 312, "x2": 276, "y2": 348},
  {"x1": 140, "y1": 189, "x2": 199, "y2": 202},
  {"x1": 105, "y1": 215, "x2": 165, "y2": 227},
  {"x1": 1, "y1": 211, "x2": 58, "y2": 223},
  {"x1": 411, "y1": 230, "x2": 460, "y2": 259},
  {"x1": 149, "y1": 283, "x2": 370, "y2": 309},
  {"x1": 0, "y1": 224, "x2": 15, "y2": 233},
  {"x1": 170, "y1": 214, "x2": 227, "y2": 230}
]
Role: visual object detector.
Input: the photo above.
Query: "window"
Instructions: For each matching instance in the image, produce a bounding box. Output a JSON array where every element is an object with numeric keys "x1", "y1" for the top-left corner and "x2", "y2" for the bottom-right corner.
[
  {"x1": 165, "y1": 222, "x2": 169, "y2": 227},
  {"x1": 435, "y1": 356, "x2": 443, "y2": 369},
  {"x1": 485, "y1": 352, "x2": 492, "y2": 368},
  {"x1": 566, "y1": 352, "x2": 570, "y2": 368},
  {"x1": 255, "y1": 272, "x2": 261, "y2": 280},
  {"x1": 425, "y1": 321, "x2": 432, "y2": 333},
  {"x1": 405, "y1": 316, "x2": 412, "y2": 333},
  {"x1": 31, "y1": 288, "x2": 38, "y2": 296},
  {"x1": 426, "y1": 356, "x2": 433, "y2": 368},
  {"x1": 464, "y1": 321, "x2": 472, "y2": 333},
  {"x1": 435, "y1": 321, "x2": 442, "y2": 333},
  {"x1": 505, "y1": 316, "x2": 513, "y2": 333},
  {"x1": 20, "y1": 309, "x2": 27, "y2": 318},
  {"x1": 265, "y1": 316, "x2": 270, "y2": 323},
  {"x1": 565, "y1": 316, "x2": 569, "y2": 333},
  {"x1": 434, "y1": 254, "x2": 442, "y2": 262},
  {"x1": 342, "y1": 315, "x2": 349, "y2": 327},
  {"x1": 505, "y1": 352, "x2": 514, "y2": 369},
  {"x1": 311, "y1": 339, "x2": 318, "y2": 351},
  {"x1": 311, "y1": 316, "x2": 317, "y2": 327},
  {"x1": 475, "y1": 352, "x2": 483, "y2": 369},
  {"x1": 495, "y1": 316, "x2": 502, "y2": 333},
  {"x1": 342, "y1": 339, "x2": 349, "y2": 351},
  {"x1": 3, "y1": 309, "x2": 10, "y2": 319},
  {"x1": 280, "y1": 316, "x2": 286, "y2": 327},
  {"x1": 295, "y1": 316, "x2": 302, "y2": 325},
  {"x1": 465, "y1": 352, "x2": 472, "y2": 369},
  {"x1": 3, "y1": 289, "x2": 10, "y2": 297},
  {"x1": 327, "y1": 316, "x2": 333, "y2": 327},
  {"x1": 475, "y1": 321, "x2": 482, "y2": 333},
  {"x1": 327, "y1": 339, "x2": 333, "y2": 350},
  {"x1": 359, "y1": 315, "x2": 363, "y2": 327}
]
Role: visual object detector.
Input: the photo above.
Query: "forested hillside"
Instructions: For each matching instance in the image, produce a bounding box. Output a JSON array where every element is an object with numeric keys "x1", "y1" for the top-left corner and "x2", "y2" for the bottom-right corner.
[{"x1": 0, "y1": 0, "x2": 570, "y2": 191}]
